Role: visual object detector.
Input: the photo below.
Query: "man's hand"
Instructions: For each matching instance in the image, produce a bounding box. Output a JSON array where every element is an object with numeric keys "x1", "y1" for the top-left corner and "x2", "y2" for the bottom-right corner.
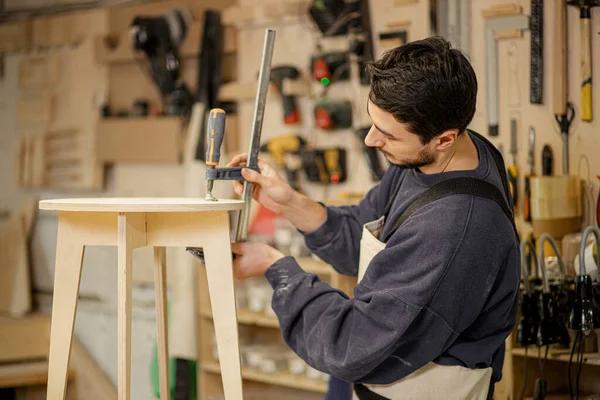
[
  {"x1": 227, "y1": 153, "x2": 327, "y2": 233},
  {"x1": 227, "y1": 153, "x2": 295, "y2": 214},
  {"x1": 231, "y1": 242, "x2": 285, "y2": 280}
]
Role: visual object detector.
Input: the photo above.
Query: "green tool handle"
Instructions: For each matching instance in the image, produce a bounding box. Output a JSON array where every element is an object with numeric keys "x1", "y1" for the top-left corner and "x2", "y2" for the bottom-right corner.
[{"x1": 205, "y1": 108, "x2": 226, "y2": 166}]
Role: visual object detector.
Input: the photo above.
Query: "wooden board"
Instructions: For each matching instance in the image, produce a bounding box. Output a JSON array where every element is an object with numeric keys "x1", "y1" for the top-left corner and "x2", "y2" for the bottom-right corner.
[
  {"x1": 69, "y1": 338, "x2": 117, "y2": 400},
  {"x1": 222, "y1": 1, "x2": 309, "y2": 26},
  {"x1": 96, "y1": 117, "x2": 184, "y2": 164},
  {"x1": 0, "y1": 21, "x2": 31, "y2": 53},
  {"x1": 95, "y1": 22, "x2": 237, "y2": 65},
  {"x1": 19, "y1": 55, "x2": 61, "y2": 89},
  {"x1": 0, "y1": 314, "x2": 50, "y2": 363},
  {"x1": 30, "y1": 13, "x2": 89, "y2": 49},
  {"x1": 107, "y1": 0, "x2": 236, "y2": 36},
  {"x1": 39, "y1": 197, "x2": 244, "y2": 212},
  {"x1": 0, "y1": 361, "x2": 74, "y2": 389},
  {"x1": 17, "y1": 129, "x2": 93, "y2": 190},
  {"x1": 0, "y1": 203, "x2": 34, "y2": 317},
  {"x1": 16, "y1": 94, "x2": 55, "y2": 129}
]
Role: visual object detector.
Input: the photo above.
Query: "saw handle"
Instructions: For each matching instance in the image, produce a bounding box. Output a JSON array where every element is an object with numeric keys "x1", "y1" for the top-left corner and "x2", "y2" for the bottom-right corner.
[
  {"x1": 205, "y1": 108, "x2": 226, "y2": 167},
  {"x1": 580, "y1": 7, "x2": 593, "y2": 121}
]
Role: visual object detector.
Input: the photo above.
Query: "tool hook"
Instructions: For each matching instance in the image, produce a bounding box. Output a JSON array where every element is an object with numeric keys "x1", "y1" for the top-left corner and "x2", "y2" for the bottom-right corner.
[{"x1": 554, "y1": 102, "x2": 575, "y2": 133}]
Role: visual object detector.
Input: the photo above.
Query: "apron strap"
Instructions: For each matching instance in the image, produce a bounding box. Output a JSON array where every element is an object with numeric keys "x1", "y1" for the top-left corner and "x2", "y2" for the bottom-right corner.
[
  {"x1": 381, "y1": 177, "x2": 518, "y2": 243},
  {"x1": 466, "y1": 129, "x2": 514, "y2": 215},
  {"x1": 380, "y1": 131, "x2": 518, "y2": 243}
]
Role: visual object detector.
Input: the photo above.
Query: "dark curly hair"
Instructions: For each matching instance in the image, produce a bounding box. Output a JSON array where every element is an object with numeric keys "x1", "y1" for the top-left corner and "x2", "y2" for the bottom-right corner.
[{"x1": 365, "y1": 36, "x2": 477, "y2": 144}]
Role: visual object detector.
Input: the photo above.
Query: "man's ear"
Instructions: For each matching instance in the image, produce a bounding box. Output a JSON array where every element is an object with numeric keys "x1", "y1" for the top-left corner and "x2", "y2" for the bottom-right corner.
[{"x1": 435, "y1": 129, "x2": 459, "y2": 151}]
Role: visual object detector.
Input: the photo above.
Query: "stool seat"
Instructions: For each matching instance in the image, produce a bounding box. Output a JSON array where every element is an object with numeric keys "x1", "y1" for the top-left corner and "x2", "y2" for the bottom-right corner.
[
  {"x1": 42, "y1": 197, "x2": 244, "y2": 400},
  {"x1": 39, "y1": 197, "x2": 244, "y2": 212}
]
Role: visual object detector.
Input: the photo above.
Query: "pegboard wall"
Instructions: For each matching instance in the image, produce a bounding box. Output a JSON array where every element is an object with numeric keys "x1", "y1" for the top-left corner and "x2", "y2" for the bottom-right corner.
[
  {"x1": 231, "y1": 0, "x2": 600, "y2": 236},
  {"x1": 231, "y1": 0, "x2": 432, "y2": 204}
]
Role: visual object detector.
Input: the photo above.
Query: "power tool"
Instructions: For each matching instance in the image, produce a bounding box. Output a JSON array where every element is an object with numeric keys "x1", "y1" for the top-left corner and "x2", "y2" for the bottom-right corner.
[
  {"x1": 260, "y1": 135, "x2": 306, "y2": 191},
  {"x1": 129, "y1": 7, "x2": 194, "y2": 116},
  {"x1": 315, "y1": 100, "x2": 353, "y2": 130},
  {"x1": 302, "y1": 148, "x2": 347, "y2": 184},
  {"x1": 308, "y1": 0, "x2": 369, "y2": 36},
  {"x1": 355, "y1": 126, "x2": 386, "y2": 181},
  {"x1": 270, "y1": 66, "x2": 301, "y2": 124},
  {"x1": 311, "y1": 52, "x2": 349, "y2": 86}
]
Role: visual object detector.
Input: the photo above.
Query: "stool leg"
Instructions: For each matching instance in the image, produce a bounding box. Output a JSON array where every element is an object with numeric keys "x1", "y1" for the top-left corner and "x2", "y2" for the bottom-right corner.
[
  {"x1": 202, "y1": 213, "x2": 243, "y2": 400},
  {"x1": 117, "y1": 213, "x2": 146, "y2": 400},
  {"x1": 154, "y1": 247, "x2": 170, "y2": 400},
  {"x1": 46, "y1": 214, "x2": 85, "y2": 400}
]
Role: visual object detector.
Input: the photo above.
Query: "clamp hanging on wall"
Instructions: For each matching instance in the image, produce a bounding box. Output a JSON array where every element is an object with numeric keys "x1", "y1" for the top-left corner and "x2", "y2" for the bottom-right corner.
[
  {"x1": 482, "y1": 12, "x2": 530, "y2": 136},
  {"x1": 437, "y1": 0, "x2": 471, "y2": 54}
]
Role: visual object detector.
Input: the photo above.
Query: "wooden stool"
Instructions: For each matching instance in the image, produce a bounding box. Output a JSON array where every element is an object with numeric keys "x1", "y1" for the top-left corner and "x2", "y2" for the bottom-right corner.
[{"x1": 40, "y1": 198, "x2": 245, "y2": 400}]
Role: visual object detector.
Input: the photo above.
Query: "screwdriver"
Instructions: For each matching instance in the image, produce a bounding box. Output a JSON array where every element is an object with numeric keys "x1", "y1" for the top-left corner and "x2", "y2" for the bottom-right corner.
[{"x1": 205, "y1": 108, "x2": 226, "y2": 201}]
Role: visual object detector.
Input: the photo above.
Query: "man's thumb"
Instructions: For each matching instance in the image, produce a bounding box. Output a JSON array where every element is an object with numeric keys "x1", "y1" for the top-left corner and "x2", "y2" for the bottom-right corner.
[{"x1": 242, "y1": 168, "x2": 264, "y2": 184}]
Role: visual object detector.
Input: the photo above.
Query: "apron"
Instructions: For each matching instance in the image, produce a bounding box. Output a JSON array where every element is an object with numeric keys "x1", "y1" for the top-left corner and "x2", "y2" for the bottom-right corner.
[{"x1": 352, "y1": 131, "x2": 517, "y2": 400}]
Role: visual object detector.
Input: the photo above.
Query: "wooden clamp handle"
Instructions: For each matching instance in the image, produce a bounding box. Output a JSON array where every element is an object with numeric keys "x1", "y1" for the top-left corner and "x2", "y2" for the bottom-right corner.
[{"x1": 553, "y1": 0, "x2": 568, "y2": 116}]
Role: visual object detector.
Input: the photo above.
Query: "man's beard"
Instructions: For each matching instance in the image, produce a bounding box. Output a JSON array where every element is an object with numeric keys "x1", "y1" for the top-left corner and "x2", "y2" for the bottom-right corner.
[{"x1": 379, "y1": 147, "x2": 435, "y2": 169}]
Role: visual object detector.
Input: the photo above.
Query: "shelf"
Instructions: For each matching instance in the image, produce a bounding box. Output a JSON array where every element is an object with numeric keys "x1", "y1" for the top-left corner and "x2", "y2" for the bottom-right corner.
[
  {"x1": 218, "y1": 77, "x2": 308, "y2": 102},
  {"x1": 203, "y1": 361, "x2": 327, "y2": 393},
  {"x1": 511, "y1": 347, "x2": 600, "y2": 366},
  {"x1": 201, "y1": 308, "x2": 280, "y2": 329},
  {"x1": 222, "y1": 1, "x2": 310, "y2": 27},
  {"x1": 94, "y1": 22, "x2": 237, "y2": 65}
]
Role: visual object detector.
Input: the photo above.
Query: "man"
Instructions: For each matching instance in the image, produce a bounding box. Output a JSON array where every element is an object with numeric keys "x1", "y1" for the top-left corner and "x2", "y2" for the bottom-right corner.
[{"x1": 228, "y1": 37, "x2": 520, "y2": 399}]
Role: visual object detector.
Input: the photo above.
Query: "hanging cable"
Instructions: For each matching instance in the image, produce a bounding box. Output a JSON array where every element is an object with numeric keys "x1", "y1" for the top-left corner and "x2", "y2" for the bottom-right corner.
[
  {"x1": 569, "y1": 331, "x2": 581, "y2": 400},
  {"x1": 519, "y1": 346, "x2": 529, "y2": 400},
  {"x1": 575, "y1": 334, "x2": 585, "y2": 400}
]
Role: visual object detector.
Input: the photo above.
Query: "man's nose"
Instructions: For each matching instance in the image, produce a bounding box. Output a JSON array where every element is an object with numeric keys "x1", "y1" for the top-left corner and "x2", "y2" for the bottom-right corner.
[{"x1": 364, "y1": 126, "x2": 384, "y2": 148}]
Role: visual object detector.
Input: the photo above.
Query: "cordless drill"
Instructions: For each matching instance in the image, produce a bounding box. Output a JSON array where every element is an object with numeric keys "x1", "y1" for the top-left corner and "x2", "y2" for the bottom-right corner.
[
  {"x1": 260, "y1": 135, "x2": 306, "y2": 191},
  {"x1": 270, "y1": 66, "x2": 301, "y2": 124}
]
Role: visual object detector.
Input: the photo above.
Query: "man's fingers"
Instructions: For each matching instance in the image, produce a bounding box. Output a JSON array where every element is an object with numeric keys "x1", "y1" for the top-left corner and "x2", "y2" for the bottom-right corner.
[
  {"x1": 231, "y1": 241, "x2": 250, "y2": 255},
  {"x1": 241, "y1": 167, "x2": 267, "y2": 186},
  {"x1": 226, "y1": 153, "x2": 248, "y2": 167},
  {"x1": 232, "y1": 180, "x2": 243, "y2": 196}
]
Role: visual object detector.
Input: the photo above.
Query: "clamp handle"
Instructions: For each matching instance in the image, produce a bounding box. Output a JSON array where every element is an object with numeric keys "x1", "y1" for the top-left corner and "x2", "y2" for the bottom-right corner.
[{"x1": 205, "y1": 108, "x2": 226, "y2": 166}]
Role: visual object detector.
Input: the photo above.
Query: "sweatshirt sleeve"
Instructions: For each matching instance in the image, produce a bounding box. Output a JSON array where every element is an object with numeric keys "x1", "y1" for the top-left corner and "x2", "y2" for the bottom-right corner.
[
  {"x1": 301, "y1": 167, "x2": 402, "y2": 276},
  {"x1": 265, "y1": 195, "x2": 512, "y2": 383}
]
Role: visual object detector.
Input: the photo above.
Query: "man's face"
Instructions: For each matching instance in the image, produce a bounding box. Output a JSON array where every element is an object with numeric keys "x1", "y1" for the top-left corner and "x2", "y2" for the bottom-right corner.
[{"x1": 365, "y1": 100, "x2": 436, "y2": 168}]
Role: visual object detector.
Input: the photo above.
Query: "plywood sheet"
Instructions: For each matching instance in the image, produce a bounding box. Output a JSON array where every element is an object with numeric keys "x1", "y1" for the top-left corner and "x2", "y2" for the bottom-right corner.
[
  {"x1": 19, "y1": 55, "x2": 61, "y2": 89},
  {"x1": 0, "y1": 314, "x2": 50, "y2": 363},
  {"x1": 0, "y1": 21, "x2": 31, "y2": 53},
  {"x1": 96, "y1": 117, "x2": 183, "y2": 163}
]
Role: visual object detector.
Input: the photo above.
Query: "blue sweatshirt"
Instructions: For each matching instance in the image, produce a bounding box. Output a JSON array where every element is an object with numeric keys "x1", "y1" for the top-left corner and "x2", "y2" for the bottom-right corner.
[{"x1": 264, "y1": 131, "x2": 520, "y2": 397}]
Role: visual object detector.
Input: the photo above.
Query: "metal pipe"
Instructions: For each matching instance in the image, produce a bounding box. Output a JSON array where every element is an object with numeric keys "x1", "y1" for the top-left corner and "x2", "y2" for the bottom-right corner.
[
  {"x1": 579, "y1": 226, "x2": 600, "y2": 276},
  {"x1": 537, "y1": 233, "x2": 566, "y2": 293},
  {"x1": 236, "y1": 28, "x2": 276, "y2": 242},
  {"x1": 520, "y1": 240, "x2": 538, "y2": 294}
]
